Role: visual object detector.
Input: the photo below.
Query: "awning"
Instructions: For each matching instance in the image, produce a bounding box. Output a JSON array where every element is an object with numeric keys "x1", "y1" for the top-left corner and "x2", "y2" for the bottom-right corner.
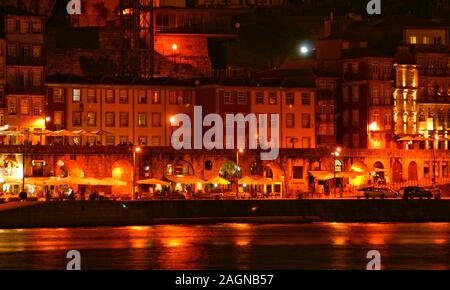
[
  {"x1": 137, "y1": 178, "x2": 170, "y2": 186},
  {"x1": 165, "y1": 175, "x2": 206, "y2": 184},
  {"x1": 238, "y1": 176, "x2": 259, "y2": 185},
  {"x1": 207, "y1": 176, "x2": 231, "y2": 185},
  {"x1": 308, "y1": 171, "x2": 334, "y2": 181}
]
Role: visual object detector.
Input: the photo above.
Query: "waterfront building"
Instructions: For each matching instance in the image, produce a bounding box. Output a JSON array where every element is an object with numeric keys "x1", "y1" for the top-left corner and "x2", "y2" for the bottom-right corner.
[{"x1": 0, "y1": 7, "x2": 46, "y2": 144}]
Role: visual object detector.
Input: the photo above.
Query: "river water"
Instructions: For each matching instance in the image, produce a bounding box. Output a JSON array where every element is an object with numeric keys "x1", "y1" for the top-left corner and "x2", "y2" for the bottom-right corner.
[{"x1": 0, "y1": 223, "x2": 449, "y2": 270}]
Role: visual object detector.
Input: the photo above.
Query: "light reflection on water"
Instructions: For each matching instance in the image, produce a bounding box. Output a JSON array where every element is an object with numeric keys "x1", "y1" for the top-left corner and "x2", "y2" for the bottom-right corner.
[{"x1": 0, "y1": 223, "x2": 449, "y2": 270}]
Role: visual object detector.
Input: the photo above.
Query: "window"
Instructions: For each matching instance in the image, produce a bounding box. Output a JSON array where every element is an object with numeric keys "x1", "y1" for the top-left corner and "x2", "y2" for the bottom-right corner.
[
  {"x1": 119, "y1": 136, "x2": 129, "y2": 144},
  {"x1": 302, "y1": 137, "x2": 311, "y2": 148},
  {"x1": 32, "y1": 21, "x2": 42, "y2": 33},
  {"x1": 106, "y1": 136, "x2": 115, "y2": 146},
  {"x1": 224, "y1": 91, "x2": 233, "y2": 104},
  {"x1": 237, "y1": 91, "x2": 248, "y2": 104},
  {"x1": 301, "y1": 93, "x2": 311, "y2": 105},
  {"x1": 119, "y1": 90, "x2": 128, "y2": 104},
  {"x1": 138, "y1": 91, "x2": 147, "y2": 104},
  {"x1": 138, "y1": 113, "x2": 147, "y2": 127},
  {"x1": 343, "y1": 110, "x2": 349, "y2": 126},
  {"x1": 8, "y1": 99, "x2": 17, "y2": 115},
  {"x1": 20, "y1": 99, "x2": 29, "y2": 115},
  {"x1": 269, "y1": 92, "x2": 277, "y2": 104},
  {"x1": 343, "y1": 86, "x2": 349, "y2": 102},
  {"x1": 106, "y1": 89, "x2": 115, "y2": 103},
  {"x1": 169, "y1": 91, "x2": 178, "y2": 104},
  {"x1": 87, "y1": 112, "x2": 96, "y2": 126},
  {"x1": 32, "y1": 70, "x2": 42, "y2": 88},
  {"x1": 152, "y1": 91, "x2": 161, "y2": 104},
  {"x1": 72, "y1": 112, "x2": 82, "y2": 126},
  {"x1": 105, "y1": 112, "x2": 115, "y2": 127},
  {"x1": 423, "y1": 36, "x2": 430, "y2": 45},
  {"x1": 286, "y1": 113, "x2": 295, "y2": 128},
  {"x1": 183, "y1": 91, "x2": 192, "y2": 105},
  {"x1": 409, "y1": 36, "x2": 417, "y2": 44},
  {"x1": 54, "y1": 111, "x2": 63, "y2": 126},
  {"x1": 33, "y1": 101, "x2": 42, "y2": 116},
  {"x1": 32, "y1": 45, "x2": 41, "y2": 59},
  {"x1": 119, "y1": 112, "x2": 129, "y2": 127},
  {"x1": 342, "y1": 41, "x2": 350, "y2": 50},
  {"x1": 73, "y1": 89, "x2": 81, "y2": 102},
  {"x1": 286, "y1": 92, "x2": 294, "y2": 105},
  {"x1": 205, "y1": 160, "x2": 213, "y2": 170},
  {"x1": 53, "y1": 88, "x2": 64, "y2": 103},
  {"x1": 8, "y1": 44, "x2": 17, "y2": 57},
  {"x1": 351, "y1": 63, "x2": 358, "y2": 74},
  {"x1": 20, "y1": 20, "x2": 29, "y2": 33},
  {"x1": 87, "y1": 89, "x2": 96, "y2": 103},
  {"x1": 301, "y1": 114, "x2": 311, "y2": 128},
  {"x1": 152, "y1": 113, "x2": 161, "y2": 127},
  {"x1": 372, "y1": 86, "x2": 380, "y2": 105},
  {"x1": 293, "y1": 166, "x2": 303, "y2": 179},
  {"x1": 352, "y1": 86, "x2": 359, "y2": 102},
  {"x1": 352, "y1": 110, "x2": 360, "y2": 125},
  {"x1": 138, "y1": 136, "x2": 148, "y2": 146},
  {"x1": 352, "y1": 133, "x2": 360, "y2": 147},
  {"x1": 152, "y1": 136, "x2": 161, "y2": 146},
  {"x1": 255, "y1": 92, "x2": 264, "y2": 104},
  {"x1": 7, "y1": 19, "x2": 17, "y2": 33}
]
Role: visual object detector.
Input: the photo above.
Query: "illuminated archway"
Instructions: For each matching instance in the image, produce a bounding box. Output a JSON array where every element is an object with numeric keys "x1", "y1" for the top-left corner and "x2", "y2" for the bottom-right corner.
[{"x1": 165, "y1": 159, "x2": 195, "y2": 176}]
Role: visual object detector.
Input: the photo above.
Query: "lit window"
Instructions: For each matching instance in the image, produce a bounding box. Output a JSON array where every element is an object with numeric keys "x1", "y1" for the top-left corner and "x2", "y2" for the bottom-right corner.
[
  {"x1": 152, "y1": 91, "x2": 161, "y2": 104},
  {"x1": 33, "y1": 101, "x2": 42, "y2": 116},
  {"x1": 409, "y1": 36, "x2": 417, "y2": 44},
  {"x1": 138, "y1": 113, "x2": 147, "y2": 127},
  {"x1": 73, "y1": 89, "x2": 81, "y2": 102},
  {"x1": 105, "y1": 136, "x2": 115, "y2": 146},
  {"x1": 269, "y1": 92, "x2": 277, "y2": 104},
  {"x1": 138, "y1": 136, "x2": 148, "y2": 146},
  {"x1": 224, "y1": 91, "x2": 233, "y2": 104},
  {"x1": 152, "y1": 136, "x2": 161, "y2": 146},
  {"x1": 54, "y1": 111, "x2": 63, "y2": 126},
  {"x1": 20, "y1": 99, "x2": 29, "y2": 115},
  {"x1": 87, "y1": 112, "x2": 96, "y2": 126},
  {"x1": 72, "y1": 112, "x2": 82, "y2": 126},
  {"x1": 53, "y1": 88, "x2": 64, "y2": 103}
]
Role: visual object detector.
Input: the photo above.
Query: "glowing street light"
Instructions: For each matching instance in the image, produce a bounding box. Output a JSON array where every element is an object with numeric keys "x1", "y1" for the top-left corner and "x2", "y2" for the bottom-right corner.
[
  {"x1": 300, "y1": 45, "x2": 309, "y2": 55},
  {"x1": 133, "y1": 146, "x2": 142, "y2": 199},
  {"x1": 171, "y1": 43, "x2": 178, "y2": 51},
  {"x1": 331, "y1": 147, "x2": 342, "y2": 198}
]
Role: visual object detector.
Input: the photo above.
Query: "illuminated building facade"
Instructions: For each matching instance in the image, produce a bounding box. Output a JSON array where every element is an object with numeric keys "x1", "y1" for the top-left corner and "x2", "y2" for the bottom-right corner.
[{"x1": 0, "y1": 7, "x2": 46, "y2": 143}]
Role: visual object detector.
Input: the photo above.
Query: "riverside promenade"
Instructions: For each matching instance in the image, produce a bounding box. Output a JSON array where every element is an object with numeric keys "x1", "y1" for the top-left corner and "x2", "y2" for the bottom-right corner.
[{"x1": 1, "y1": 200, "x2": 450, "y2": 228}]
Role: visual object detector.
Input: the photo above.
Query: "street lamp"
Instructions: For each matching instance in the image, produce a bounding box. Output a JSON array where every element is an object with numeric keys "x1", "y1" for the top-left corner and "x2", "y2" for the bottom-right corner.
[
  {"x1": 331, "y1": 147, "x2": 341, "y2": 198},
  {"x1": 236, "y1": 149, "x2": 244, "y2": 197},
  {"x1": 169, "y1": 116, "x2": 175, "y2": 145},
  {"x1": 133, "y1": 146, "x2": 142, "y2": 200}
]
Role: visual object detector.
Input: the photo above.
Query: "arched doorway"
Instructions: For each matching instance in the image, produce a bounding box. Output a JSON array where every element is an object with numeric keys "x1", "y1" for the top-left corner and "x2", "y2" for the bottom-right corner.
[
  {"x1": 392, "y1": 160, "x2": 403, "y2": 183},
  {"x1": 165, "y1": 159, "x2": 195, "y2": 176},
  {"x1": 408, "y1": 161, "x2": 418, "y2": 181}
]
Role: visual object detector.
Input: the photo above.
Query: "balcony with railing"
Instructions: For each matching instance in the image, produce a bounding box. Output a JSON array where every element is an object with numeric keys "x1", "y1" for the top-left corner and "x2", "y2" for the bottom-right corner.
[
  {"x1": 7, "y1": 56, "x2": 45, "y2": 67},
  {"x1": 418, "y1": 94, "x2": 450, "y2": 104},
  {"x1": 6, "y1": 85, "x2": 45, "y2": 95}
]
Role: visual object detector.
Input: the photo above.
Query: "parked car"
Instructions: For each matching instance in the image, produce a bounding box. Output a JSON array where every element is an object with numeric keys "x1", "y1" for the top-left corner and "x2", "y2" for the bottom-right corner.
[
  {"x1": 402, "y1": 186, "x2": 439, "y2": 199},
  {"x1": 359, "y1": 187, "x2": 399, "y2": 199}
]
